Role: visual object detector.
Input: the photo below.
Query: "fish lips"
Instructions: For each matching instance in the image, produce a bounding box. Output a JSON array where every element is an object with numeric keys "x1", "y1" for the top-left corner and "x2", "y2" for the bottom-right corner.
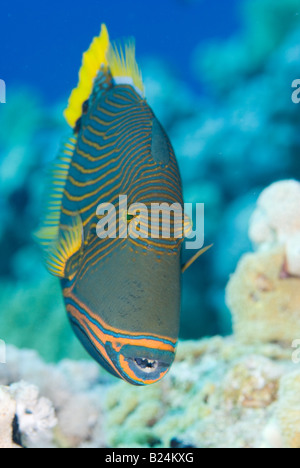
[{"x1": 105, "y1": 342, "x2": 176, "y2": 385}]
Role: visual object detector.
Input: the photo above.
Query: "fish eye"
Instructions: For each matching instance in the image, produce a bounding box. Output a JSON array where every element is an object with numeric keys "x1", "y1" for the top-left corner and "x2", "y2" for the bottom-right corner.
[
  {"x1": 127, "y1": 213, "x2": 136, "y2": 222},
  {"x1": 134, "y1": 357, "x2": 159, "y2": 373}
]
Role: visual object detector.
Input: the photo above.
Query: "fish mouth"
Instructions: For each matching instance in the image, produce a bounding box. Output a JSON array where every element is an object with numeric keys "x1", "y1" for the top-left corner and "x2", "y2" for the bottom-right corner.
[
  {"x1": 133, "y1": 357, "x2": 159, "y2": 373},
  {"x1": 122, "y1": 354, "x2": 171, "y2": 384},
  {"x1": 104, "y1": 341, "x2": 177, "y2": 385},
  {"x1": 113, "y1": 344, "x2": 176, "y2": 385}
]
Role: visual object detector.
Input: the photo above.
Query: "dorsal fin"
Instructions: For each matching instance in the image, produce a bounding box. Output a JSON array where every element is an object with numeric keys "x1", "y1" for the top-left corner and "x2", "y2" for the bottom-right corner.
[
  {"x1": 107, "y1": 39, "x2": 144, "y2": 97},
  {"x1": 64, "y1": 24, "x2": 145, "y2": 129},
  {"x1": 64, "y1": 24, "x2": 110, "y2": 128}
]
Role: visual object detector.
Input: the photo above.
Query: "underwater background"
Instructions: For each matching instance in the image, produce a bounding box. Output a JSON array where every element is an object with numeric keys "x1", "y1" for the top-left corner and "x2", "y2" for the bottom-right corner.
[
  {"x1": 0, "y1": 0, "x2": 300, "y2": 450},
  {"x1": 0, "y1": 0, "x2": 300, "y2": 362}
]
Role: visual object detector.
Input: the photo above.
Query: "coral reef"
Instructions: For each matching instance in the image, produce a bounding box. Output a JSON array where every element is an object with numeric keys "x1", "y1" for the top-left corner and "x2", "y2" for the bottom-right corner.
[
  {"x1": 226, "y1": 246, "x2": 300, "y2": 344},
  {"x1": 0, "y1": 379, "x2": 57, "y2": 449},
  {"x1": 9, "y1": 381, "x2": 57, "y2": 448},
  {"x1": 227, "y1": 180, "x2": 300, "y2": 344},
  {"x1": 249, "y1": 180, "x2": 300, "y2": 276},
  {"x1": 0, "y1": 339, "x2": 298, "y2": 449},
  {"x1": 0, "y1": 346, "x2": 109, "y2": 448},
  {"x1": 104, "y1": 339, "x2": 299, "y2": 449},
  {"x1": 0, "y1": 386, "x2": 20, "y2": 448}
]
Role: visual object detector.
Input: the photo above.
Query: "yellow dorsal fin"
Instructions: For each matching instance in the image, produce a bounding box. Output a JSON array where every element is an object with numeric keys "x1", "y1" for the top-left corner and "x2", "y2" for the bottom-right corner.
[
  {"x1": 64, "y1": 24, "x2": 145, "y2": 128},
  {"x1": 64, "y1": 24, "x2": 110, "y2": 128},
  {"x1": 108, "y1": 39, "x2": 144, "y2": 97},
  {"x1": 44, "y1": 215, "x2": 83, "y2": 279}
]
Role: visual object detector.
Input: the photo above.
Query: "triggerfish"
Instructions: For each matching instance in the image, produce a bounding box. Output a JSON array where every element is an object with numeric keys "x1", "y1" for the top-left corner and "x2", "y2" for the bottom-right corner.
[{"x1": 37, "y1": 24, "x2": 192, "y2": 385}]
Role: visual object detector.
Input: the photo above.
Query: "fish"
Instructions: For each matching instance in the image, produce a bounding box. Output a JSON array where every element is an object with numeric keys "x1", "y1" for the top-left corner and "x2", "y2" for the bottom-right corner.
[{"x1": 36, "y1": 24, "x2": 187, "y2": 385}]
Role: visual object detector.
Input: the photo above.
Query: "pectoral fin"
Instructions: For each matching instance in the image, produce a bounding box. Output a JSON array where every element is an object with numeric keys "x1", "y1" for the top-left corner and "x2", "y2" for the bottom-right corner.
[
  {"x1": 181, "y1": 244, "x2": 213, "y2": 274},
  {"x1": 43, "y1": 215, "x2": 83, "y2": 279}
]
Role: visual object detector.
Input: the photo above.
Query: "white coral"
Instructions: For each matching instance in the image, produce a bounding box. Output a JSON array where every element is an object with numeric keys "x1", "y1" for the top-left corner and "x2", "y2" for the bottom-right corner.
[
  {"x1": 10, "y1": 381, "x2": 57, "y2": 448},
  {"x1": 249, "y1": 180, "x2": 300, "y2": 276},
  {"x1": 286, "y1": 233, "x2": 300, "y2": 277},
  {"x1": 0, "y1": 386, "x2": 20, "y2": 448}
]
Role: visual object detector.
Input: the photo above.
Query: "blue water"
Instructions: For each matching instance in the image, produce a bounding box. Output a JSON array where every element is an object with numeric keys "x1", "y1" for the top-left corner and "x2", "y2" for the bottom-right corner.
[{"x1": 0, "y1": 0, "x2": 240, "y2": 102}]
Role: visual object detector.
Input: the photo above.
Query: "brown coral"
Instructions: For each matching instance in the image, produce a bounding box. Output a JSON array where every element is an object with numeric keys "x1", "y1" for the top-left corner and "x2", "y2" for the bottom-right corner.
[
  {"x1": 222, "y1": 356, "x2": 281, "y2": 409},
  {"x1": 226, "y1": 247, "x2": 300, "y2": 344},
  {"x1": 249, "y1": 180, "x2": 300, "y2": 277},
  {"x1": 276, "y1": 371, "x2": 300, "y2": 448}
]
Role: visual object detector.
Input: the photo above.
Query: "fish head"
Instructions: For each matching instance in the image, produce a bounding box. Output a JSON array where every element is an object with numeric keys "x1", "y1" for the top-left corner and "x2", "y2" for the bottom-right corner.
[{"x1": 64, "y1": 239, "x2": 181, "y2": 385}]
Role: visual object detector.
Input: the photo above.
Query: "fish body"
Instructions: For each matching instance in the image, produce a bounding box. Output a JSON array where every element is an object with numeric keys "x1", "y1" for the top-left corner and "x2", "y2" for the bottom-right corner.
[{"x1": 37, "y1": 25, "x2": 184, "y2": 385}]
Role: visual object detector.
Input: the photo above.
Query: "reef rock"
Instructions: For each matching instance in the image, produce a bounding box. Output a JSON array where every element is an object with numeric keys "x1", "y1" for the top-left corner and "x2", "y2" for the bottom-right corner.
[
  {"x1": 275, "y1": 371, "x2": 300, "y2": 448},
  {"x1": 226, "y1": 180, "x2": 300, "y2": 344},
  {"x1": 0, "y1": 347, "x2": 107, "y2": 448},
  {"x1": 0, "y1": 339, "x2": 299, "y2": 449},
  {"x1": 249, "y1": 180, "x2": 300, "y2": 277},
  {"x1": 0, "y1": 386, "x2": 20, "y2": 448},
  {"x1": 226, "y1": 247, "x2": 300, "y2": 344},
  {"x1": 0, "y1": 381, "x2": 56, "y2": 448}
]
